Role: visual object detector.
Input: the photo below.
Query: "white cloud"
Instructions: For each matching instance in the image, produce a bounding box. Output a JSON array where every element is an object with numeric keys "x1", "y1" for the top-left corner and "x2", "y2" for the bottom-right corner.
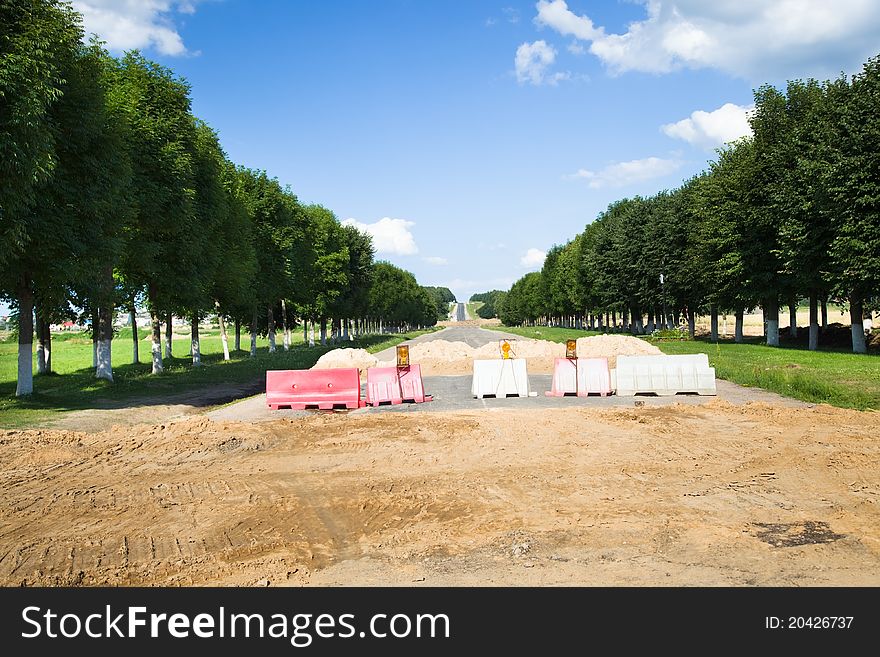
[
  {"x1": 535, "y1": 0, "x2": 603, "y2": 40},
  {"x1": 515, "y1": 40, "x2": 569, "y2": 85},
  {"x1": 424, "y1": 256, "x2": 448, "y2": 265},
  {"x1": 529, "y1": 0, "x2": 880, "y2": 79},
  {"x1": 520, "y1": 248, "x2": 547, "y2": 268},
  {"x1": 662, "y1": 103, "x2": 754, "y2": 149},
  {"x1": 72, "y1": 0, "x2": 201, "y2": 56},
  {"x1": 341, "y1": 217, "x2": 419, "y2": 256},
  {"x1": 567, "y1": 41, "x2": 586, "y2": 55},
  {"x1": 565, "y1": 156, "x2": 682, "y2": 189}
]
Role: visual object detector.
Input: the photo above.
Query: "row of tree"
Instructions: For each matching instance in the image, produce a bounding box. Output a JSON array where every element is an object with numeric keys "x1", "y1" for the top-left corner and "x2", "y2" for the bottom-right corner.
[
  {"x1": 0, "y1": 1, "x2": 444, "y2": 396},
  {"x1": 469, "y1": 290, "x2": 506, "y2": 320},
  {"x1": 486, "y1": 54, "x2": 880, "y2": 354}
]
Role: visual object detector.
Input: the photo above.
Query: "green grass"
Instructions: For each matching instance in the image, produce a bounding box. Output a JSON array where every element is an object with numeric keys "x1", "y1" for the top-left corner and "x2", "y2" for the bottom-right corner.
[
  {"x1": 0, "y1": 326, "x2": 438, "y2": 429},
  {"x1": 487, "y1": 325, "x2": 601, "y2": 341},
  {"x1": 490, "y1": 325, "x2": 880, "y2": 410},
  {"x1": 465, "y1": 302, "x2": 483, "y2": 319}
]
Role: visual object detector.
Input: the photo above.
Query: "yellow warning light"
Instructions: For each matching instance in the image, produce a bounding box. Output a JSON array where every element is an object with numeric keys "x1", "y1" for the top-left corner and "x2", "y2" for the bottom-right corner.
[
  {"x1": 501, "y1": 340, "x2": 512, "y2": 359},
  {"x1": 566, "y1": 339, "x2": 577, "y2": 359},
  {"x1": 396, "y1": 345, "x2": 410, "y2": 367}
]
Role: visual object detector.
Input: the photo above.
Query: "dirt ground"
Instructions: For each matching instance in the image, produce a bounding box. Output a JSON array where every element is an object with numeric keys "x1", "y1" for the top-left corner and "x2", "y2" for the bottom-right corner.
[{"x1": 2, "y1": 401, "x2": 878, "y2": 586}]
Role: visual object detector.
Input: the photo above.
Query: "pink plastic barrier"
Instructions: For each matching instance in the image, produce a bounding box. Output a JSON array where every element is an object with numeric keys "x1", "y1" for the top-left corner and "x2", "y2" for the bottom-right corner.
[
  {"x1": 266, "y1": 368, "x2": 364, "y2": 410},
  {"x1": 365, "y1": 365, "x2": 432, "y2": 406},
  {"x1": 545, "y1": 357, "x2": 612, "y2": 397}
]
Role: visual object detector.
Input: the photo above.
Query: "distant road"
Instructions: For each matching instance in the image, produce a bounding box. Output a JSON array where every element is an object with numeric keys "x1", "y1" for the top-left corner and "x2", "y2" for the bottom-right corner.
[{"x1": 454, "y1": 302, "x2": 466, "y2": 321}]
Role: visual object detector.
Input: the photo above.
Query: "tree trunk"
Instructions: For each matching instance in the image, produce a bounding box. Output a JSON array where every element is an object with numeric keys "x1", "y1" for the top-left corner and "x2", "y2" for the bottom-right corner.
[
  {"x1": 309, "y1": 320, "x2": 315, "y2": 347},
  {"x1": 190, "y1": 314, "x2": 201, "y2": 366},
  {"x1": 150, "y1": 305, "x2": 163, "y2": 374},
  {"x1": 320, "y1": 318, "x2": 327, "y2": 345},
  {"x1": 734, "y1": 308, "x2": 744, "y2": 343},
  {"x1": 687, "y1": 308, "x2": 696, "y2": 339},
  {"x1": 343, "y1": 318, "x2": 350, "y2": 341},
  {"x1": 92, "y1": 310, "x2": 98, "y2": 368},
  {"x1": 821, "y1": 298, "x2": 828, "y2": 330},
  {"x1": 42, "y1": 319, "x2": 51, "y2": 374},
  {"x1": 303, "y1": 320, "x2": 308, "y2": 343},
  {"x1": 250, "y1": 307, "x2": 257, "y2": 358},
  {"x1": 764, "y1": 299, "x2": 780, "y2": 347},
  {"x1": 216, "y1": 301, "x2": 230, "y2": 361},
  {"x1": 96, "y1": 305, "x2": 113, "y2": 381},
  {"x1": 281, "y1": 299, "x2": 290, "y2": 351},
  {"x1": 788, "y1": 300, "x2": 798, "y2": 339},
  {"x1": 234, "y1": 318, "x2": 241, "y2": 352},
  {"x1": 710, "y1": 304, "x2": 719, "y2": 343},
  {"x1": 130, "y1": 300, "x2": 139, "y2": 364},
  {"x1": 267, "y1": 305, "x2": 276, "y2": 353},
  {"x1": 850, "y1": 295, "x2": 867, "y2": 354},
  {"x1": 15, "y1": 277, "x2": 34, "y2": 396},
  {"x1": 35, "y1": 302, "x2": 47, "y2": 375},
  {"x1": 165, "y1": 312, "x2": 173, "y2": 359},
  {"x1": 809, "y1": 292, "x2": 819, "y2": 351}
]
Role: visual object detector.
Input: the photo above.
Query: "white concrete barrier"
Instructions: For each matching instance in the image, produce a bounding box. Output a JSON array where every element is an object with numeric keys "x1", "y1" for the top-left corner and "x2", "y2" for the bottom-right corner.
[
  {"x1": 546, "y1": 357, "x2": 612, "y2": 396},
  {"x1": 615, "y1": 354, "x2": 716, "y2": 396},
  {"x1": 472, "y1": 359, "x2": 534, "y2": 398}
]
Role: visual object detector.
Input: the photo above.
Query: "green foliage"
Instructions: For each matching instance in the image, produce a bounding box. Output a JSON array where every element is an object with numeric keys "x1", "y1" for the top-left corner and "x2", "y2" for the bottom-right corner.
[
  {"x1": 423, "y1": 286, "x2": 456, "y2": 319},
  {"x1": 470, "y1": 290, "x2": 505, "y2": 319}
]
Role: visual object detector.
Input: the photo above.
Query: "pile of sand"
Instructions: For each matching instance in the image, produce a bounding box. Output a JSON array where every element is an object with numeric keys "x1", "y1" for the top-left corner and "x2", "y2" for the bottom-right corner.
[
  {"x1": 575, "y1": 334, "x2": 662, "y2": 367},
  {"x1": 312, "y1": 348, "x2": 378, "y2": 372},
  {"x1": 318, "y1": 334, "x2": 663, "y2": 377}
]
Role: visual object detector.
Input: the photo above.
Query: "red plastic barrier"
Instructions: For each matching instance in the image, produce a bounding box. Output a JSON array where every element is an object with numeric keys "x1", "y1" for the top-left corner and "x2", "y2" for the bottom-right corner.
[
  {"x1": 266, "y1": 368, "x2": 364, "y2": 410},
  {"x1": 365, "y1": 365, "x2": 432, "y2": 406},
  {"x1": 545, "y1": 357, "x2": 611, "y2": 397}
]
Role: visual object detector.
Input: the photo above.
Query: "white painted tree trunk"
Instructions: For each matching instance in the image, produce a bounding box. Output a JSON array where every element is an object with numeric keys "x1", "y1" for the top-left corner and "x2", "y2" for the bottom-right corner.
[
  {"x1": 218, "y1": 311, "x2": 230, "y2": 361},
  {"x1": 267, "y1": 306, "x2": 276, "y2": 353},
  {"x1": 96, "y1": 339, "x2": 113, "y2": 381},
  {"x1": 344, "y1": 318, "x2": 351, "y2": 341},
  {"x1": 281, "y1": 299, "x2": 290, "y2": 351},
  {"x1": 809, "y1": 293, "x2": 819, "y2": 351},
  {"x1": 789, "y1": 302, "x2": 798, "y2": 339},
  {"x1": 36, "y1": 341, "x2": 46, "y2": 374},
  {"x1": 151, "y1": 311, "x2": 163, "y2": 374},
  {"x1": 17, "y1": 343, "x2": 33, "y2": 396},
  {"x1": 766, "y1": 319, "x2": 779, "y2": 346},
  {"x1": 130, "y1": 306, "x2": 139, "y2": 364},
  {"x1": 191, "y1": 315, "x2": 202, "y2": 366},
  {"x1": 165, "y1": 313, "x2": 173, "y2": 359},
  {"x1": 850, "y1": 296, "x2": 867, "y2": 354}
]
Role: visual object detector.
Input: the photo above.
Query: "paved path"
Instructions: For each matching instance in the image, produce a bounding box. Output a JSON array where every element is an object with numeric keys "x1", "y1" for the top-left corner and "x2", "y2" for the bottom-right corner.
[{"x1": 207, "y1": 325, "x2": 810, "y2": 423}]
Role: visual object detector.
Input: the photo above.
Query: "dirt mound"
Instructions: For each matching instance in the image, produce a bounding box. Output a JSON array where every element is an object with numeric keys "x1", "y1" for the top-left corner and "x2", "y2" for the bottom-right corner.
[
  {"x1": 575, "y1": 334, "x2": 662, "y2": 367},
  {"x1": 311, "y1": 348, "x2": 378, "y2": 372}
]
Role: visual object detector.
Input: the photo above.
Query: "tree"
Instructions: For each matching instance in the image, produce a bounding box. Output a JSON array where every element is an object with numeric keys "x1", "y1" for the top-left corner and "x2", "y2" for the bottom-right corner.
[
  {"x1": 0, "y1": 0, "x2": 83, "y2": 395},
  {"x1": 825, "y1": 59, "x2": 880, "y2": 353},
  {"x1": 115, "y1": 52, "x2": 197, "y2": 374}
]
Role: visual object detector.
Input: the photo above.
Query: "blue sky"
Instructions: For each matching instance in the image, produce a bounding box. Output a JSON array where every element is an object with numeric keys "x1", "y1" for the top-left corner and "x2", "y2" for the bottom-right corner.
[{"x1": 65, "y1": 1, "x2": 880, "y2": 302}]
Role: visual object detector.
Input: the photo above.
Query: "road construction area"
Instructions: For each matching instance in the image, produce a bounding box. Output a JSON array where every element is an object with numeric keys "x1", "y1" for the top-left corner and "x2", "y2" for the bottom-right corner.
[{"x1": 1, "y1": 327, "x2": 878, "y2": 586}]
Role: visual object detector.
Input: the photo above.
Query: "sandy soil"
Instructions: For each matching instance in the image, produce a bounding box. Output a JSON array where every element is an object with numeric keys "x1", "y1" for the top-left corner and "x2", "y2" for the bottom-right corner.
[{"x1": 2, "y1": 401, "x2": 878, "y2": 586}]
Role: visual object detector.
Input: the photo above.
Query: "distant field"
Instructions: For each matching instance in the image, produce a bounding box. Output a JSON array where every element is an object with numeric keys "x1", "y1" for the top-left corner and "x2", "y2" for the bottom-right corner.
[
  {"x1": 0, "y1": 326, "x2": 438, "y2": 428},
  {"x1": 490, "y1": 325, "x2": 880, "y2": 410}
]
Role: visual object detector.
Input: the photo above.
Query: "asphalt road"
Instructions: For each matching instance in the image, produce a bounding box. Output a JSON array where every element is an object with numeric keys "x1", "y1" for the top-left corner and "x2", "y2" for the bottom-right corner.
[
  {"x1": 207, "y1": 325, "x2": 809, "y2": 423},
  {"x1": 454, "y1": 302, "x2": 466, "y2": 321}
]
